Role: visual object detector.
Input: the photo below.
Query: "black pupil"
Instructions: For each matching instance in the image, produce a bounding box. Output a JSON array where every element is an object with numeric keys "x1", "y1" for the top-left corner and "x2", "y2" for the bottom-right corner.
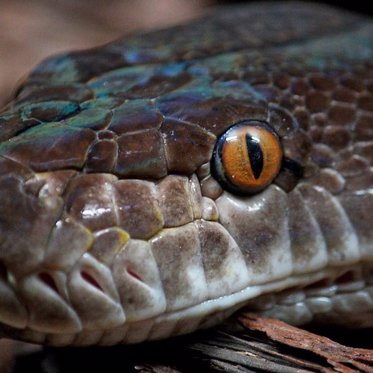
[{"x1": 245, "y1": 134, "x2": 264, "y2": 179}]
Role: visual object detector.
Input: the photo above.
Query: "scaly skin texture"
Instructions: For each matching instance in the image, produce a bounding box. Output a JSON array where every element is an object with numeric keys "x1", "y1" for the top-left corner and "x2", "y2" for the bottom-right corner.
[{"x1": 0, "y1": 3, "x2": 372, "y2": 346}]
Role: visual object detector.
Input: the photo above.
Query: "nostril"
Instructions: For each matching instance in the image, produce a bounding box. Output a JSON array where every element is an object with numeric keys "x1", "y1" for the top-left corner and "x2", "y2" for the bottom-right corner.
[
  {"x1": 126, "y1": 267, "x2": 143, "y2": 282},
  {"x1": 81, "y1": 270, "x2": 103, "y2": 291},
  {"x1": 38, "y1": 272, "x2": 59, "y2": 293}
]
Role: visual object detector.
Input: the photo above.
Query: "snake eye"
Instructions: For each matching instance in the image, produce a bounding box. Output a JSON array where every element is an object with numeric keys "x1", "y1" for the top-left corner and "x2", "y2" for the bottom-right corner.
[{"x1": 211, "y1": 120, "x2": 283, "y2": 195}]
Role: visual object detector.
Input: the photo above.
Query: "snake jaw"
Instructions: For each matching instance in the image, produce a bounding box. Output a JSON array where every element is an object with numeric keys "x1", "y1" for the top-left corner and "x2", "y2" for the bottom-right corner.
[{"x1": 0, "y1": 170, "x2": 371, "y2": 345}]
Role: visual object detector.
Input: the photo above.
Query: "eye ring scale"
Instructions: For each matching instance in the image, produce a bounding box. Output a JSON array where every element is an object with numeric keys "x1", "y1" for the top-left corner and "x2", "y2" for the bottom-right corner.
[{"x1": 211, "y1": 120, "x2": 283, "y2": 195}]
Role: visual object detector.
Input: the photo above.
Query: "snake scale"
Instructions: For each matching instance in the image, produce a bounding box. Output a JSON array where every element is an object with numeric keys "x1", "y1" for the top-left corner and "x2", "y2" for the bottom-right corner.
[{"x1": 0, "y1": 2, "x2": 372, "y2": 346}]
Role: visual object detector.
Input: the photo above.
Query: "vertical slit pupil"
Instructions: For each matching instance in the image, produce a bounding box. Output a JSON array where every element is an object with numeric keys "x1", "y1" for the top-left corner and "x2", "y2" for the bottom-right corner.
[{"x1": 245, "y1": 134, "x2": 263, "y2": 179}]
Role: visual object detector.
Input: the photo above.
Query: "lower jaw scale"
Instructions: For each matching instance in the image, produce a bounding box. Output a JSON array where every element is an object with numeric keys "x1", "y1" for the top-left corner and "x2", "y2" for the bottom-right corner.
[{"x1": 1, "y1": 263, "x2": 372, "y2": 346}]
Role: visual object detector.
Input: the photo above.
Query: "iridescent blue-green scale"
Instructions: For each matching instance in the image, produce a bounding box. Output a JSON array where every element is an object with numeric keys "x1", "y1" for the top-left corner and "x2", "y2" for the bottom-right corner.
[{"x1": 20, "y1": 101, "x2": 79, "y2": 122}]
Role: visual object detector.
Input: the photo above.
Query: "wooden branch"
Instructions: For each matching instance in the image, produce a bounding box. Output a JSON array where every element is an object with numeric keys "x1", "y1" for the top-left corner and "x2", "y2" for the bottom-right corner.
[
  {"x1": 6, "y1": 313, "x2": 373, "y2": 373},
  {"x1": 238, "y1": 313, "x2": 373, "y2": 373}
]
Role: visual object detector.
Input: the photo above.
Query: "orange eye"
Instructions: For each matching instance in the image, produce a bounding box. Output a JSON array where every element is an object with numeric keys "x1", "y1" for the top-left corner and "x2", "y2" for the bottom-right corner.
[{"x1": 212, "y1": 121, "x2": 283, "y2": 194}]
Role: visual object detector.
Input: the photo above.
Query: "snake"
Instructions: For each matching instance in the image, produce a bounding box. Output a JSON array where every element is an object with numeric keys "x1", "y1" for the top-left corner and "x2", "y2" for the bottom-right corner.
[{"x1": 0, "y1": 2, "x2": 372, "y2": 347}]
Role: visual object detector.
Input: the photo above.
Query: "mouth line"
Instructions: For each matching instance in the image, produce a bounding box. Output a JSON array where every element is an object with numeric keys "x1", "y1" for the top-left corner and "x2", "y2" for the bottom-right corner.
[{"x1": 152, "y1": 261, "x2": 372, "y2": 324}]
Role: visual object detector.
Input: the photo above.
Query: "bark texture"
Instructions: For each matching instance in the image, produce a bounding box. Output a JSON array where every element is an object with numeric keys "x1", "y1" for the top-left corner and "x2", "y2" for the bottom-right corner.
[{"x1": 3, "y1": 313, "x2": 372, "y2": 373}]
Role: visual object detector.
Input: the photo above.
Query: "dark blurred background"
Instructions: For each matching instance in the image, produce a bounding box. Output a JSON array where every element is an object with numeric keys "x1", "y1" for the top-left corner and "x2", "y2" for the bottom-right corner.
[
  {"x1": 0, "y1": 0, "x2": 371, "y2": 371},
  {"x1": 216, "y1": 0, "x2": 372, "y2": 15},
  {"x1": 0, "y1": 0, "x2": 212, "y2": 107}
]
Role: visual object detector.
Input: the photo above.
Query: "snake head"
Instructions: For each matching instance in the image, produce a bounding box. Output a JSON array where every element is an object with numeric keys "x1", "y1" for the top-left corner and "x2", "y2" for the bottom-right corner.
[{"x1": 0, "y1": 2, "x2": 372, "y2": 345}]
